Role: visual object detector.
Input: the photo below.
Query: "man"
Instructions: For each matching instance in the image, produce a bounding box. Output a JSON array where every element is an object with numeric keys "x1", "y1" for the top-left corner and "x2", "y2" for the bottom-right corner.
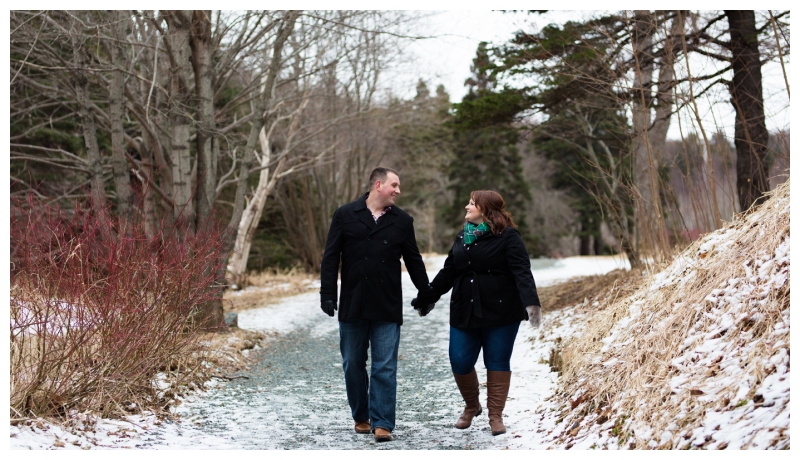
[{"x1": 320, "y1": 167, "x2": 438, "y2": 442}]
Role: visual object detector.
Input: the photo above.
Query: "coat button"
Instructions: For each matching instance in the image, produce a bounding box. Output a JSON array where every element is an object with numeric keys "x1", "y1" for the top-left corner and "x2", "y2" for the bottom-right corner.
[
  {"x1": 384, "y1": 240, "x2": 388, "y2": 244},
  {"x1": 468, "y1": 261, "x2": 471, "y2": 264},
  {"x1": 470, "y1": 279, "x2": 473, "y2": 283},
  {"x1": 365, "y1": 256, "x2": 368, "y2": 260},
  {"x1": 499, "y1": 300, "x2": 502, "y2": 303},
  {"x1": 470, "y1": 299, "x2": 474, "y2": 302}
]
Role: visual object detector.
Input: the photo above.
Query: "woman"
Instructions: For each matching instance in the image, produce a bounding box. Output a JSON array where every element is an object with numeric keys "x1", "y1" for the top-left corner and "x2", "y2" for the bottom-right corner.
[{"x1": 415, "y1": 190, "x2": 542, "y2": 436}]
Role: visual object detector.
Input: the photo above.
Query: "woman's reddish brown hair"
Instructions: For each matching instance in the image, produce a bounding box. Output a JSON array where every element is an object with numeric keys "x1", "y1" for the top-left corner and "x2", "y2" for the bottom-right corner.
[{"x1": 470, "y1": 190, "x2": 517, "y2": 234}]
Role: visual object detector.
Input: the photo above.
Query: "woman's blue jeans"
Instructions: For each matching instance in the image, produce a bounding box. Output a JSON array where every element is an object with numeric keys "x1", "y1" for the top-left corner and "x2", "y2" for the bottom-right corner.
[
  {"x1": 449, "y1": 322, "x2": 520, "y2": 375},
  {"x1": 339, "y1": 319, "x2": 401, "y2": 432}
]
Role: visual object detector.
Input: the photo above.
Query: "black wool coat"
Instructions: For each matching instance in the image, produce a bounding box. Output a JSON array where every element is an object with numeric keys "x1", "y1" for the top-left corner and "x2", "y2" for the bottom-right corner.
[
  {"x1": 430, "y1": 227, "x2": 541, "y2": 329},
  {"x1": 320, "y1": 193, "x2": 431, "y2": 325}
]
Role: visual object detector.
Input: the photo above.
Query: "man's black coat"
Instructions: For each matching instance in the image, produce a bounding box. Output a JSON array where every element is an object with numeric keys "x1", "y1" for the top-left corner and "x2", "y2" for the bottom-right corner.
[
  {"x1": 430, "y1": 227, "x2": 541, "y2": 328},
  {"x1": 320, "y1": 193, "x2": 431, "y2": 325}
]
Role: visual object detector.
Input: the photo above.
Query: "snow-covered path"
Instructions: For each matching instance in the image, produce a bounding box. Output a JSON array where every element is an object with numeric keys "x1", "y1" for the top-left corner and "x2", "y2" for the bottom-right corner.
[
  {"x1": 10, "y1": 255, "x2": 629, "y2": 450},
  {"x1": 137, "y1": 255, "x2": 627, "y2": 449}
]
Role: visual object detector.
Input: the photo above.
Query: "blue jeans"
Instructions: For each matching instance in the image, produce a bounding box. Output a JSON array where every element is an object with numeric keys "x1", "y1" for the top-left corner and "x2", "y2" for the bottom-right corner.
[
  {"x1": 339, "y1": 319, "x2": 401, "y2": 432},
  {"x1": 449, "y1": 322, "x2": 520, "y2": 375}
]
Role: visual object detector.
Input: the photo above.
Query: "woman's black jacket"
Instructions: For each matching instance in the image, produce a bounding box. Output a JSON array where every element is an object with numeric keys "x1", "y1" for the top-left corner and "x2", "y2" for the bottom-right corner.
[{"x1": 430, "y1": 227, "x2": 541, "y2": 328}]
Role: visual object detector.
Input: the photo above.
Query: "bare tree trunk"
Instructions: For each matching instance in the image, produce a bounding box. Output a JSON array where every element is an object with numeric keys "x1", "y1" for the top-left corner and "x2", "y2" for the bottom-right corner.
[
  {"x1": 630, "y1": 10, "x2": 664, "y2": 261},
  {"x1": 649, "y1": 11, "x2": 684, "y2": 247},
  {"x1": 164, "y1": 10, "x2": 196, "y2": 234},
  {"x1": 228, "y1": 89, "x2": 311, "y2": 285},
  {"x1": 110, "y1": 10, "x2": 133, "y2": 221},
  {"x1": 225, "y1": 11, "x2": 300, "y2": 247},
  {"x1": 70, "y1": 15, "x2": 106, "y2": 211},
  {"x1": 189, "y1": 10, "x2": 217, "y2": 229},
  {"x1": 725, "y1": 10, "x2": 770, "y2": 212},
  {"x1": 228, "y1": 126, "x2": 282, "y2": 287},
  {"x1": 140, "y1": 130, "x2": 159, "y2": 239},
  {"x1": 203, "y1": 10, "x2": 300, "y2": 324}
]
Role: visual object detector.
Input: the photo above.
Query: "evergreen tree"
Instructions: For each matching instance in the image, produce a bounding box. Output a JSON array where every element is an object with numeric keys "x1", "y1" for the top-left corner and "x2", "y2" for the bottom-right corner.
[{"x1": 448, "y1": 43, "x2": 541, "y2": 256}]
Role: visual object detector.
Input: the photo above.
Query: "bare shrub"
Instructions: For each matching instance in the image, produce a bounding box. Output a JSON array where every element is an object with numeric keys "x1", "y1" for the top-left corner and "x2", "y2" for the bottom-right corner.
[{"x1": 10, "y1": 195, "x2": 227, "y2": 419}]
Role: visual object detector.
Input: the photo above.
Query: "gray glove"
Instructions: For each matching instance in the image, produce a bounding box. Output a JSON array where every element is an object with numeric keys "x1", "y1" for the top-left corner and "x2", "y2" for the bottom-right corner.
[
  {"x1": 321, "y1": 300, "x2": 337, "y2": 317},
  {"x1": 526, "y1": 305, "x2": 542, "y2": 328}
]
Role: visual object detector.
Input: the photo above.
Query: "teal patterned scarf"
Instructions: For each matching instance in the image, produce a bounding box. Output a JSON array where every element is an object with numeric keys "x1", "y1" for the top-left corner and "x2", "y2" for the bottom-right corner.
[{"x1": 463, "y1": 221, "x2": 491, "y2": 245}]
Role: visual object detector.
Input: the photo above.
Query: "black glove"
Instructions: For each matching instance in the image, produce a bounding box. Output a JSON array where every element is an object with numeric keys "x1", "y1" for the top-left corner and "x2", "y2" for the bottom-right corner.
[
  {"x1": 321, "y1": 300, "x2": 337, "y2": 317},
  {"x1": 416, "y1": 284, "x2": 440, "y2": 306},
  {"x1": 411, "y1": 297, "x2": 436, "y2": 317}
]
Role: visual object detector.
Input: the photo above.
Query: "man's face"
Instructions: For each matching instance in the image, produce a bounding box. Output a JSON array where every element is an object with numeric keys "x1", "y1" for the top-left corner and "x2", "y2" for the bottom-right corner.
[{"x1": 375, "y1": 172, "x2": 401, "y2": 207}]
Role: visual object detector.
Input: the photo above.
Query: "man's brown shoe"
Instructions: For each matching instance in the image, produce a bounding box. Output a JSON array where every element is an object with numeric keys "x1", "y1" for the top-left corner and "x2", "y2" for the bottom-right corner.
[
  {"x1": 374, "y1": 427, "x2": 392, "y2": 442},
  {"x1": 354, "y1": 420, "x2": 371, "y2": 434}
]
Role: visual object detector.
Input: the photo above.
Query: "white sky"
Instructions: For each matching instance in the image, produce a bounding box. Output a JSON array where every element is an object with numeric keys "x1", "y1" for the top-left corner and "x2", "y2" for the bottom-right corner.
[{"x1": 390, "y1": 9, "x2": 790, "y2": 141}]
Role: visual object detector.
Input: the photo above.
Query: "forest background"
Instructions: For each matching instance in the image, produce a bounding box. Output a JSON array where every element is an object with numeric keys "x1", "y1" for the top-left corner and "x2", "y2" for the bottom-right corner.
[
  {"x1": 10, "y1": 9, "x2": 790, "y2": 286},
  {"x1": 8, "y1": 9, "x2": 790, "y2": 419}
]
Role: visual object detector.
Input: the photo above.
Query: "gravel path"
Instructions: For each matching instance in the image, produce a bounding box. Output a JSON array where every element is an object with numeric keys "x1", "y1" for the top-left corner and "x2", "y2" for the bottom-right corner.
[{"x1": 140, "y1": 270, "x2": 543, "y2": 449}]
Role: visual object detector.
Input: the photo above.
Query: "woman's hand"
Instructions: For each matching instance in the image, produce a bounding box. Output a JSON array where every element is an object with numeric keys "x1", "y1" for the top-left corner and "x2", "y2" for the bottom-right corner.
[{"x1": 526, "y1": 305, "x2": 541, "y2": 328}]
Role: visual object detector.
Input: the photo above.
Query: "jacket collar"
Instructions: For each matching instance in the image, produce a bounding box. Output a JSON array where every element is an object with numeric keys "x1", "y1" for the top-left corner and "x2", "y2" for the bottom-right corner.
[
  {"x1": 355, "y1": 192, "x2": 398, "y2": 215},
  {"x1": 355, "y1": 192, "x2": 398, "y2": 232}
]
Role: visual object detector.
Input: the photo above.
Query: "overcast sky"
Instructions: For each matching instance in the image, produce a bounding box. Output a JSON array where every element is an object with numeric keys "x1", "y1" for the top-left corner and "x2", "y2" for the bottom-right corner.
[{"x1": 388, "y1": 9, "x2": 790, "y2": 141}]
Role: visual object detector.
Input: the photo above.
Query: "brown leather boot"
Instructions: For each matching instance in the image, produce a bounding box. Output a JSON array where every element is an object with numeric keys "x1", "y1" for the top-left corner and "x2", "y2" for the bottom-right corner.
[
  {"x1": 374, "y1": 427, "x2": 392, "y2": 442},
  {"x1": 486, "y1": 370, "x2": 512, "y2": 436},
  {"x1": 453, "y1": 369, "x2": 482, "y2": 429},
  {"x1": 354, "y1": 420, "x2": 371, "y2": 434}
]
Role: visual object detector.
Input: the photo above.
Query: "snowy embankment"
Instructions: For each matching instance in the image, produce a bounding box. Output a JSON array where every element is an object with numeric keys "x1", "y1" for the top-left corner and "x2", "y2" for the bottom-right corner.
[{"x1": 534, "y1": 180, "x2": 791, "y2": 450}]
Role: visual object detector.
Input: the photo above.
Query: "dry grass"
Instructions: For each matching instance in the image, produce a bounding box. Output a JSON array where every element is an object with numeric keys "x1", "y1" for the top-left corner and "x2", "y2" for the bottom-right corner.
[
  {"x1": 538, "y1": 269, "x2": 646, "y2": 313},
  {"x1": 223, "y1": 266, "x2": 318, "y2": 313},
  {"x1": 552, "y1": 179, "x2": 790, "y2": 449}
]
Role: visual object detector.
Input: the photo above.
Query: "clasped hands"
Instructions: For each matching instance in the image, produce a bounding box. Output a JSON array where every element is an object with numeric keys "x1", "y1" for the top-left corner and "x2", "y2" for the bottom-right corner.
[
  {"x1": 411, "y1": 284, "x2": 439, "y2": 317},
  {"x1": 319, "y1": 285, "x2": 440, "y2": 318}
]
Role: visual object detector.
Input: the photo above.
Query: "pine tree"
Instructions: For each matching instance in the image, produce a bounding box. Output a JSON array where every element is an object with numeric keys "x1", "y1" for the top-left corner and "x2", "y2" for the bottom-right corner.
[{"x1": 448, "y1": 43, "x2": 541, "y2": 256}]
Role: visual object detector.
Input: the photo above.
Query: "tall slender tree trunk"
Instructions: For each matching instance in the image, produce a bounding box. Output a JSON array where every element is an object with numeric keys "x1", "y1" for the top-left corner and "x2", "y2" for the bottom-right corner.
[
  {"x1": 110, "y1": 10, "x2": 133, "y2": 221},
  {"x1": 649, "y1": 11, "x2": 684, "y2": 249},
  {"x1": 164, "y1": 11, "x2": 196, "y2": 234},
  {"x1": 141, "y1": 130, "x2": 159, "y2": 239},
  {"x1": 205, "y1": 10, "x2": 299, "y2": 324},
  {"x1": 190, "y1": 10, "x2": 217, "y2": 230},
  {"x1": 724, "y1": 10, "x2": 770, "y2": 212},
  {"x1": 70, "y1": 15, "x2": 105, "y2": 211},
  {"x1": 228, "y1": 126, "x2": 284, "y2": 287},
  {"x1": 630, "y1": 10, "x2": 664, "y2": 261},
  {"x1": 225, "y1": 11, "x2": 300, "y2": 246}
]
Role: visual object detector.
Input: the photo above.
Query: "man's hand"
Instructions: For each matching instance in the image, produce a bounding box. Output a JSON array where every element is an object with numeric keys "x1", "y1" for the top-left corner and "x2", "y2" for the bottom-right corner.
[
  {"x1": 411, "y1": 297, "x2": 435, "y2": 317},
  {"x1": 321, "y1": 300, "x2": 337, "y2": 317},
  {"x1": 526, "y1": 305, "x2": 541, "y2": 328},
  {"x1": 416, "y1": 284, "x2": 440, "y2": 305}
]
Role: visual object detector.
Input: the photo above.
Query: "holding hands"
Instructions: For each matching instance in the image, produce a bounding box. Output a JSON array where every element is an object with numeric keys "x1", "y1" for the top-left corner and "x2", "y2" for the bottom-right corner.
[{"x1": 412, "y1": 284, "x2": 440, "y2": 317}]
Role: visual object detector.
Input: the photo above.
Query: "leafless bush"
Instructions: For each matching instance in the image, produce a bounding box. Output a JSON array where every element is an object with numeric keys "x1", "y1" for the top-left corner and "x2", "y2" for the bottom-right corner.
[{"x1": 10, "y1": 195, "x2": 227, "y2": 419}]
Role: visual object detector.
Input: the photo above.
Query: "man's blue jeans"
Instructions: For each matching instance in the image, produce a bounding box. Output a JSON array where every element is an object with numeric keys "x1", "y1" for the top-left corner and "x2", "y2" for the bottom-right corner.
[
  {"x1": 449, "y1": 322, "x2": 520, "y2": 375},
  {"x1": 339, "y1": 319, "x2": 401, "y2": 432}
]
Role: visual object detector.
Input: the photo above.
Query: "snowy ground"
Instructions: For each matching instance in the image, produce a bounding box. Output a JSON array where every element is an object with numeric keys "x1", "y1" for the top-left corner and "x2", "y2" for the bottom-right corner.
[{"x1": 10, "y1": 255, "x2": 628, "y2": 450}]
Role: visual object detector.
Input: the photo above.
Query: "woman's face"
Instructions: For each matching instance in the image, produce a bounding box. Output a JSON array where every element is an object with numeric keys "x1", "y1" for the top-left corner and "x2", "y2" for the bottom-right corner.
[{"x1": 465, "y1": 197, "x2": 483, "y2": 224}]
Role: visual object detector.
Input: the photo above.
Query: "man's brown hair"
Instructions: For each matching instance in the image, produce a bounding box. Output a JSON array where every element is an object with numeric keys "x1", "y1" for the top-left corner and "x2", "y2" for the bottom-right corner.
[{"x1": 368, "y1": 167, "x2": 400, "y2": 190}]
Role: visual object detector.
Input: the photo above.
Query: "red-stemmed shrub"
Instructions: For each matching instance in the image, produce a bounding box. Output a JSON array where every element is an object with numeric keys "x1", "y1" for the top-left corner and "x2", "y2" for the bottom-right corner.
[{"x1": 10, "y1": 194, "x2": 228, "y2": 419}]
